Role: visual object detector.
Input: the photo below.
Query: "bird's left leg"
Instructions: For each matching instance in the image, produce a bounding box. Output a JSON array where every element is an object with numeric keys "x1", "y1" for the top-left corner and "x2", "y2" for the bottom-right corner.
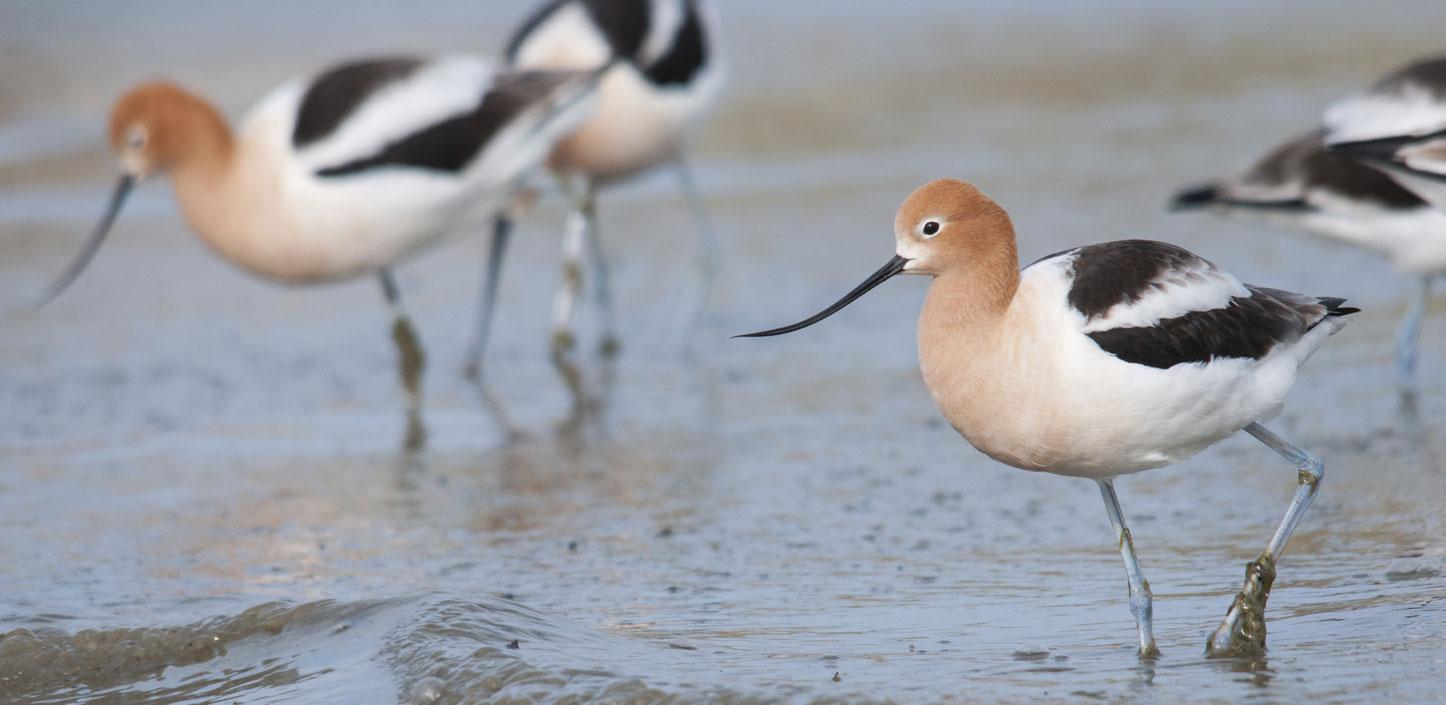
[
  {"x1": 463, "y1": 188, "x2": 537, "y2": 437},
  {"x1": 379, "y1": 268, "x2": 427, "y2": 451},
  {"x1": 1097, "y1": 479, "x2": 1161, "y2": 659},
  {"x1": 1395, "y1": 275, "x2": 1432, "y2": 408},
  {"x1": 577, "y1": 181, "x2": 620, "y2": 358},
  {"x1": 1207, "y1": 423, "x2": 1325, "y2": 658},
  {"x1": 464, "y1": 186, "x2": 538, "y2": 381},
  {"x1": 551, "y1": 182, "x2": 592, "y2": 416},
  {"x1": 673, "y1": 155, "x2": 720, "y2": 355}
]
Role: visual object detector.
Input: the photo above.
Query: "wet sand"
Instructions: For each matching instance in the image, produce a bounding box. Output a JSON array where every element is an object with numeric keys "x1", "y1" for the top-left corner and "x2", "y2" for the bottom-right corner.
[{"x1": 2, "y1": 1, "x2": 1445, "y2": 703}]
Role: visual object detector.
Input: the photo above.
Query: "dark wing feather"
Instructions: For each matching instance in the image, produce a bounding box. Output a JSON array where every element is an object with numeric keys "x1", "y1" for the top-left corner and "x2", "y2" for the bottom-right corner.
[
  {"x1": 1173, "y1": 129, "x2": 1425, "y2": 212},
  {"x1": 1088, "y1": 287, "x2": 1355, "y2": 370},
  {"x1": 642, "y1": 0, "x2": 708, "y2": 86},
  {"x1": 1066, "y1": 240, "x2": 1204, "y2": 321},
  {"x1": 293, "y1": 58, "x2": 425, "y2": 148},
  {"x1": 1369, "y1": 56, "x2": 1446, "y2": 98},
  {"x1": 315, "y1": 71, "x2": 586, "y2": 178}
]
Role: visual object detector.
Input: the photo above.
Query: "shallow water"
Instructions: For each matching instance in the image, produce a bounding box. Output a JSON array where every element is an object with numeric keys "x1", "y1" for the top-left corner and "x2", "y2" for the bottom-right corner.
[{"x1": 2, "y1": 1, "x2": 1446, "y2": 703}]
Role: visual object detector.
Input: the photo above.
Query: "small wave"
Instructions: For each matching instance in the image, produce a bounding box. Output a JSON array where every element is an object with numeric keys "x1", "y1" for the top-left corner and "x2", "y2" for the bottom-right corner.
[{"x1": 0, "y1": 595, "x2": 824, "y2": 705}]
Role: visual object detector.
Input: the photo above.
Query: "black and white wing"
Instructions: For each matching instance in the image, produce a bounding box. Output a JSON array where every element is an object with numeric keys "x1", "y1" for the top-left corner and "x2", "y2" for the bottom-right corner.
[
  {"x1": 1325, "y1": 56, "x2": 1446, "y2": 145},
  {"x1": 1327, "y1": 129, "x2": 1446, "y2": 210},
  {"x1": 1171, "y1": 129, "x2": 1425, "y2": 214},
  {"x1": 1042, "y1": 240, "x2": 1357, "y2": 370},
  {"x1": 272, "y1": 56, "x2": 597, "y2": 179},
  {"x1": 506, "y1": 0, "x2": 713, "y2": 88}
]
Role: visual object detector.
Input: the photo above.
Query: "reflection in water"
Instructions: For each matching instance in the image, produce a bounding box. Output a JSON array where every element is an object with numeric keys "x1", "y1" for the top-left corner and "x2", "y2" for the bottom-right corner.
[{"x1": 1213, "y1": 654, "x2": 1275, "y2": 690}]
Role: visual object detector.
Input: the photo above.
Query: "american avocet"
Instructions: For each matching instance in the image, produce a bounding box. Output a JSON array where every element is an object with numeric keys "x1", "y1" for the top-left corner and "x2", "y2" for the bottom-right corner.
[
  {"x1": 464, "y1": 0, "x2": 726, "y2": 402},
  {"x1": 739, "y1": 179, "x2": 1356, "y2": 658},
  {"x1": 38, "y1": 56, "x2": 600, "y2": 448},
  {"x1": 1171, "y1": 129, "x2": 1444, "y2": 400},
  {"x1": 1323, "y1": 58, "x2": 1446, "y2": 398}
]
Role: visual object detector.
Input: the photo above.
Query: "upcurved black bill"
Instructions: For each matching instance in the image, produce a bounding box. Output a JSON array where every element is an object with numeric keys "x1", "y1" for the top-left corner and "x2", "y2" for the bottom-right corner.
[
  {"x1": 35, "y1": 174, "x2": 134, "y2": 310},
  {"x1": 734, "y1": 255, "x2": 907, "y2": 338}
]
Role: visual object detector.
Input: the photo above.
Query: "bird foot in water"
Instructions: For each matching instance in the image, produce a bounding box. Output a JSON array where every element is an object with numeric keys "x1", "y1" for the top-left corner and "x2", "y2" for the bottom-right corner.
[{"x1": 1207, "y1": 554, "x2": 1276, "y2": 658}]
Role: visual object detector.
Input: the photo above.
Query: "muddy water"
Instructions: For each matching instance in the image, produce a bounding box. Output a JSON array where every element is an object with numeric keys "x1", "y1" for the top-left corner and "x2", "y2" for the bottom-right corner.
[{"x1": 2, "y1": 1, "x2": 1445, "y2": 703}]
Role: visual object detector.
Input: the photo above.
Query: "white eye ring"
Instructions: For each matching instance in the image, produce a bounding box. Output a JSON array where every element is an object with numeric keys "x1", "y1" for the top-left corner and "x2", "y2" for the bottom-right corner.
[
  {"x1": 126, "y1": 125, "x2": 148, "y2": 150},
  {"x1": 919, "y1": 220, "x2": 942, "y2": 238}
]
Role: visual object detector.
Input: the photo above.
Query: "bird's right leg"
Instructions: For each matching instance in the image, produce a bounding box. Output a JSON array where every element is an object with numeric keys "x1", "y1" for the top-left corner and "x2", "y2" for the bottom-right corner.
[
  {"x1": 551, "y1": 188, "x2": 591, "y2": 416},
  {"x1": 577, "y1": 181, "x2": 620, "y2": 358},
  {"x1": 379, "y1": 268, "x2": 427, "y2": 452},
  {"x1": 1207, "y1": 423, "x2": 1324, "y2": 658},
  {"x1": 1395, "y1": 275, "x2": 1432, "y2": 407},
  {"x1": 463, "y1": 188, "x2": 538, "y2": 437},
  {"x1": 1097, "y1": 478, "x2": 1160, "y2": 659}
]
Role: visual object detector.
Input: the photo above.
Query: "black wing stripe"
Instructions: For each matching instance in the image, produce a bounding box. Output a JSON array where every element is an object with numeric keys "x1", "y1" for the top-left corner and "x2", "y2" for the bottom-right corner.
[
  {"x1": 1370, "y1": 56, "x2": 1446, "y2": 97},
  {"x1": 1087, "y1": 287, "x2": 1355, "y2": 370},
  {"x1": 583, "y1": 0, "x2": 652, "y2": 60},
  {"x1": 1066, "y1": 240, "x2": 1203, "y2": 321},
  {"x1": 1170, "y1": 184, "x2": 1315, "y2": 213},
  {"x1": 315, "y1": 72, "x2": 573, "y2": 178},
  {"x1": 1174, "y1": 131, "x2": 1426, "y2": 212},
  {"x1": 643, "y1": 0, "x2": 708, "y2": 86},
  {"x1": 1279, "y1": 130, "x2": 1424, "y2": 209},
  {"x1": 293, "y1": 58, "x2": 425, "y2": 148},
  {"x1": 1331, "y1": 128, "x2": 1446, "y2": 185}
]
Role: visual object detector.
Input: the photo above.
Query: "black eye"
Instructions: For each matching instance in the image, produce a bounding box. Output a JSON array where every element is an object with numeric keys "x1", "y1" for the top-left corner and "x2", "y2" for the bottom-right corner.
[{"x1": 922, "y1": 221, "x2": 940, "y2": 236}]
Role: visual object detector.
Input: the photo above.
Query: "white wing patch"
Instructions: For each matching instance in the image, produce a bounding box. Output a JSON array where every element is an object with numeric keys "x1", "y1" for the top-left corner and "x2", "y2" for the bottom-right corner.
[
  {"x1": 295, "y1": 57, "x2": 495, "y2": 173},
  {"x1": 1081, "y1": 256, "x2": 1249, "y2": 333},
  {"x1": 639, "y1": 0, "x2": 684, "y2": 66},
  {"x1": 1325, "y1": 84, "x2": 1446, "y2": 144},
  {"x1": 1220, "y1": 177, "x2": 1304, "y2": 204},
  {"x1": 512, "y1": 3, "x2": 613, "y2": 70}
]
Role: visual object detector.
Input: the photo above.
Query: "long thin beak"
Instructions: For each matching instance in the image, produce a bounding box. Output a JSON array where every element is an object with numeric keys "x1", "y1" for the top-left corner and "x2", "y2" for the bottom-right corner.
[
  {"x1": 35, "y1": 174, "x2": 134, "y2": 310},
  {"x1": 734, "y1": 255, "x2": 908, "y2": 338}
]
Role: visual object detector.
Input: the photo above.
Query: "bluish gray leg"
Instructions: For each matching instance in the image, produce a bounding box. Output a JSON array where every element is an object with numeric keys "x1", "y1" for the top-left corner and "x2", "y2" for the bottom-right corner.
[
  {"x1": 551, "y1": 198, "x2": 590, "y2": 414},
  {"x1": 674, "y1": 156, "x2": 720, "y2": 354},
  {"x1": 577, "y1": 183, "x2": 620, "y2": 358},
  {"x1": 1097, "y1": 479, "x2": 1160, "y2": 659},
  {"x1": 460, "y1": 213, "x2": 523, "y2": 436},
  {"x1": 1396, "y1": 276, "x2": 1431, "y2": 402},
  {"x1": 380, "y1": 269, "x2": 426, "y2": 451},
  {"x1": 464, "y1": 213, "x2": 513, "y2": 381},
  {"x1": 1207, "y1": 423, "x2": 1324, "y2": 658}
]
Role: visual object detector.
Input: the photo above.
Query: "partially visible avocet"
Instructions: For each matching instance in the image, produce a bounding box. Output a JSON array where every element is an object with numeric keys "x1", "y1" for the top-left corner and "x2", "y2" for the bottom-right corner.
[
  {"x1": 1323, "y1": 58, "x2": 1446, "y2": 396},
  {"x1": 40, "y1": 55, "x2": 601, "y2": 448},
  {"x1": 464, "y1": 0, "x2": 727, "y2": 409}
]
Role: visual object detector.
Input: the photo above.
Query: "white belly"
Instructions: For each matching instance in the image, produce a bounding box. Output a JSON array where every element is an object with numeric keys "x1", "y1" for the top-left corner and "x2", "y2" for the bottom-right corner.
[
  {"x1": 928, "y1": 336, "x2": 1298, "y2": 479},
  {"x1": 1222, "y1": 202, "x2": 1446, "y2": 275}
]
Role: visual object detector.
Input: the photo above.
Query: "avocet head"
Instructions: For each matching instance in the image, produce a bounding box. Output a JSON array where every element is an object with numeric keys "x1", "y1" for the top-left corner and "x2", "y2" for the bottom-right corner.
[
  {"x1": 107, "y1": 81, "x2": 224, "y2": 178},
  {"x1": 893, "y1": 178, "x2": 1014, "y2": 276},
  {"x1": 36, "y1": 82, "x2": 224, "y2": 309},
  {"x1": 735, "y1": 179, "x2": 1014, "y2": 338}
]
